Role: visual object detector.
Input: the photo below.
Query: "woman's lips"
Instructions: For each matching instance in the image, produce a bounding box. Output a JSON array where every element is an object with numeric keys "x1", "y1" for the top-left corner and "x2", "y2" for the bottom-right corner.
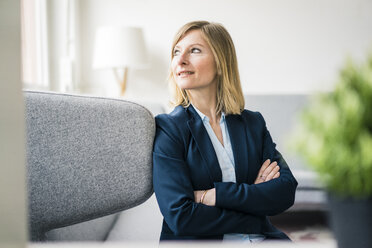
[{"x1": 178, "y1": 71, "x2": 195, "y2": 77}]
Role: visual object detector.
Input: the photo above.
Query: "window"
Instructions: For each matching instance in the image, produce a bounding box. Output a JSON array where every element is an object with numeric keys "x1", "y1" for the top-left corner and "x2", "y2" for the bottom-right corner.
[
  {"x1": 21, "y1": 0, "x2": 77, "y2": 92},
  {"x1": 21, "y1": 0, "x2": 49, "y2": 90}
]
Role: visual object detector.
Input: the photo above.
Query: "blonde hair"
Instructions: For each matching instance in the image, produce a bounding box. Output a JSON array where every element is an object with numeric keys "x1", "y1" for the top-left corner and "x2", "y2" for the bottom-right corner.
[{"x1": 168, "y1": 21, "x2": 245, "y2": 115}]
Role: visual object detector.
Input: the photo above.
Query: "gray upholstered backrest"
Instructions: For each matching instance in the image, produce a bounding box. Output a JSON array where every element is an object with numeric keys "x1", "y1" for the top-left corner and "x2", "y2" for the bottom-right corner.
[{"x1": 24, "y1": 91, "x2": 155, "y2": 241}]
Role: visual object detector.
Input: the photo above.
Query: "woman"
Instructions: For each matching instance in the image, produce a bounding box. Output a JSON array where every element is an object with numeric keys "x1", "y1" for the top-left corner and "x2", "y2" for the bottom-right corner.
[{"x1": 153, "y1": 20, "x2": 297, "y2": 242}]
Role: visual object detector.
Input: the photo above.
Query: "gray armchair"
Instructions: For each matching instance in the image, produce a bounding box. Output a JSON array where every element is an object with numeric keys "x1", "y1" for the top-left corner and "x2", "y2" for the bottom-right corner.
[{"x1": 24, "y1": 91, "x2": 155, "y2": 241}]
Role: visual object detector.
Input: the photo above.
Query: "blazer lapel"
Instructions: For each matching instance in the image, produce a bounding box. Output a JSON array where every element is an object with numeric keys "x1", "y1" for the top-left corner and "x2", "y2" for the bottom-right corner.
[
  {"x1": 226, "y1": 114, "x2": 250, "y2": 184},
  {"x1": 186, "y1": 106, "x2": 222, "y2": 183}
]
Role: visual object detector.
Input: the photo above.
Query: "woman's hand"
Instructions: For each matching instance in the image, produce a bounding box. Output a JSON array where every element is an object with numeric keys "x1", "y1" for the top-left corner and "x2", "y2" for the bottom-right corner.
[
  {"x1": 194, "y1": 188, "x2": 216, "y2": 206},
  {"x1": 194, "y1": 160, "x2": 279, "y2": 205},
  {"x1": 254, "y1": 159, "x2": 280, "y2": 184}
]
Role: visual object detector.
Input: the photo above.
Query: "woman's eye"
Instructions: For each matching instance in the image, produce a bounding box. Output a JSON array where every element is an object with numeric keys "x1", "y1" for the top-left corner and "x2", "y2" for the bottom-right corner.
[
  {"x1": 173, "y1": 49, "x2": 180, "y2": 56},
  {"x1": 191, "y1": 48, "x2": 201, "y2": 53}
]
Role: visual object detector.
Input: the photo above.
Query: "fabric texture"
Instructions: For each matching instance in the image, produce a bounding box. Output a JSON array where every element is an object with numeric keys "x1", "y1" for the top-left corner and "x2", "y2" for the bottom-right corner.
[
  {"x1": 45, "y1": 214, "x2": 118, "y2": 241},
  {"x1": 24, "y1": 91, "x2": 155, "y2": 241}
]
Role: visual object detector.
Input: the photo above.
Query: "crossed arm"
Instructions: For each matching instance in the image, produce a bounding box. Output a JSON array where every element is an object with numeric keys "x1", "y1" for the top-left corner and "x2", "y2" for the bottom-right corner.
[
  {"x1": 153, "y1": 151, "x2": 264, "y2": 236},
  {"x1": 153, "y1": 116, "x2": 266, "y2": 236},
  {"x1": 153, "y1": 113, "x2": 297, "y2": 235},
  {"x1": 194, "y1": 159, "x2": 280, "y2": 206},
  {"x1": 194, "y1": 111, "x2": 298, "y2": 216}
]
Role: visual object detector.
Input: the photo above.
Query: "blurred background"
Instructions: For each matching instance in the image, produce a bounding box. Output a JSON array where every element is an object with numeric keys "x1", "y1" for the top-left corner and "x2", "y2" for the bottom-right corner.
[{"x1": 22, "y1": 0, "x2": 372, "y2": 104}]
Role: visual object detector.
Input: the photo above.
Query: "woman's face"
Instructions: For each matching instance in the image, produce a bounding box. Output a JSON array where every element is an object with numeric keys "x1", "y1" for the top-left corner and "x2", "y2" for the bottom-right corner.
[{"x1": 171, "y1": 29, "x2": 217, "y2": 91}]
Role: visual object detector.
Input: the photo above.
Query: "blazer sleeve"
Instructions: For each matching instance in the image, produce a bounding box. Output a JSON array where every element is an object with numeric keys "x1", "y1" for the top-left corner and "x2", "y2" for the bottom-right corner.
[
  {"x1": 153, "y1": 114, "x2": 264, "y2": 236},
  {"x1": 214, "y1": 112, "x2": 298, "y2": 216}
]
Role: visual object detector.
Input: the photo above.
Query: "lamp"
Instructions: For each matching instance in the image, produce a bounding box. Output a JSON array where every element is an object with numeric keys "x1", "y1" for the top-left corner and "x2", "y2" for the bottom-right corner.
[{"x1": 92, "y1": 26, "x2": 148, "y2": 96}]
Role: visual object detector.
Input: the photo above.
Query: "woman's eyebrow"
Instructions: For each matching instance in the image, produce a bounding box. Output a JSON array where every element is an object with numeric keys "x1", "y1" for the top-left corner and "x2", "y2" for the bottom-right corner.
[{"x1": 174, "y1": 43, "x2": 205, "y2": 49}]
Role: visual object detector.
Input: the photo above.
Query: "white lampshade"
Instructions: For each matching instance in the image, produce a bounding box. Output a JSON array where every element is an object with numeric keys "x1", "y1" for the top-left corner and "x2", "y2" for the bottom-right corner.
[{"x1": 92, "y1": 26, "x2": 148, "y2": 69}]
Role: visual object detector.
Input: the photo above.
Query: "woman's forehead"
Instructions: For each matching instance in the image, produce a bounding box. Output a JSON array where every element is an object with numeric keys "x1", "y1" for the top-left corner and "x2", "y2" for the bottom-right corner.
[{"x1": 175, "y1": 29, "x2": 207, "y2": 48}]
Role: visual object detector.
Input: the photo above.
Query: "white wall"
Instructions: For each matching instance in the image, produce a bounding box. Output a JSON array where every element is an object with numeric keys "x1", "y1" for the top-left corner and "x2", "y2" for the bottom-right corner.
[
  {"x1": 0, "y1": 0, "x2": 28, "y2": 247},
  {"x1": 77, "y1": 0, "x2": 372, "y2": 102}
]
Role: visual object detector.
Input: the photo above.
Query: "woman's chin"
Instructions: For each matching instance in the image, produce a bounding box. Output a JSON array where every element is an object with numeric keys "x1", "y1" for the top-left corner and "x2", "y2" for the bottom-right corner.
[{"x1": 176, "y1": 83, "x2": 194, "y2": 90}]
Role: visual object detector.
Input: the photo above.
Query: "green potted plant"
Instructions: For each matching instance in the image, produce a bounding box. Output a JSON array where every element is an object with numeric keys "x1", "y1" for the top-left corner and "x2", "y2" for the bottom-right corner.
[{"x1": 290, "y1": 52, "x2": 372, "y2": 248}]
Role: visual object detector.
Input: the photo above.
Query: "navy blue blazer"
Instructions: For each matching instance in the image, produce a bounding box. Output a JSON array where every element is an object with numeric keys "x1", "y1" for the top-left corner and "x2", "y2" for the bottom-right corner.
[{"x1": 153, "y1": 105, "x2": 298, "y2": 241}]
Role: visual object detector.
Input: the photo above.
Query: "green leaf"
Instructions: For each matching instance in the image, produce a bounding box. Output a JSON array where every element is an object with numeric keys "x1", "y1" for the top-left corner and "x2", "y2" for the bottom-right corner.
[{"x1": 289, "y1": 52, "x2": 372, "y2": 197}]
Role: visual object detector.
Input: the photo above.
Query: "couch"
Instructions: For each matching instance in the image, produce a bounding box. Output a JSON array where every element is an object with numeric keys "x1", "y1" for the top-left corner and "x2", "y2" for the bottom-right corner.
[
  {"x1": 25, "y1": 91, "x2": 325, "y2": 242},
  {"x1": 24, "y1": 91, "x2": 157, "y2": 241}
]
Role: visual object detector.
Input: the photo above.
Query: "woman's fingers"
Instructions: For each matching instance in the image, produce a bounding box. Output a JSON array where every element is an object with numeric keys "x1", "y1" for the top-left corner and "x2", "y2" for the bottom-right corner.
[
  {"x1": 255, "y1": 160, "x2": 281, "y2": 184},
  {"x1": 273, "y1": 172, "x2": 280, "y2": 179},
  {"x1": 254, "y1": 159, "x2": 271, "y2": 184},
  {"x1": 258, "y1": 159, "x2": 271, "y2": 175},
  {"x1": 261, "y1": 161, "x2": 277, "y2": 178},
  {"x1": 265, "y1": 165, "x2": 280, "y2": 181}
]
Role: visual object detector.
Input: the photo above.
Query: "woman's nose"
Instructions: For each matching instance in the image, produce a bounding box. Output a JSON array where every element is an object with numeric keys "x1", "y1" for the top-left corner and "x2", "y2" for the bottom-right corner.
[{"x1": 177, "y1": 52, "x2": 189, "y2": 65}]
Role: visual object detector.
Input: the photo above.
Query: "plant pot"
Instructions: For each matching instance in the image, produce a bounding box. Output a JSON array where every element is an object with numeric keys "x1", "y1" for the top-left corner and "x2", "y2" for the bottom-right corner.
[{"x1": 328, "y1": 194, "x2": 372, "y2": 248}]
